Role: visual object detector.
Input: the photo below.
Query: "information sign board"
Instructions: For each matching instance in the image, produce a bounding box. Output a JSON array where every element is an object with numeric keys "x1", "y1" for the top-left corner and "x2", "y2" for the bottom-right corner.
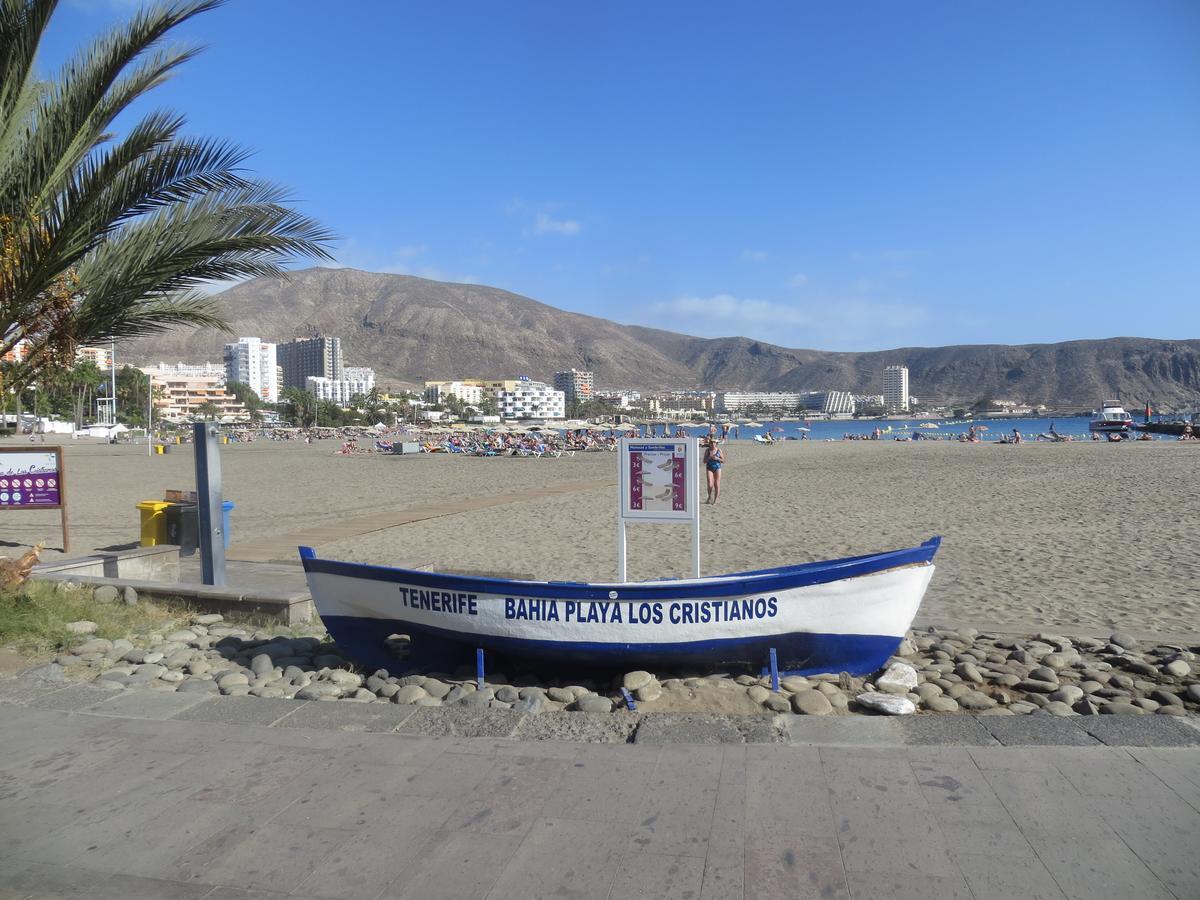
[
  {"x1": 0, "y1": 446, "x2": 69, "y2": 551},
  {"x1": 620, "y1": 440, "x2": 694, "y2": 519},
  {"x1": 617, "y1": 437, "x2": 700, "y2": 580}
]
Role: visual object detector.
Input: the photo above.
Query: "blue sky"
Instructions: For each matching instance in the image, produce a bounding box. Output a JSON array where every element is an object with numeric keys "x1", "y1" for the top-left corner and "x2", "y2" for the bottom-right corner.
[{"x1": 45, "y1": 0, "x2": 1200, "y2": 350}]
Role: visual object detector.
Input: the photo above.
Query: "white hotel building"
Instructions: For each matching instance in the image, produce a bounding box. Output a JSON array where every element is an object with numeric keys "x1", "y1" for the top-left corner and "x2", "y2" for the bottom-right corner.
[
  {"x1": 306, "y1": 367, "x2": 376, "y2": 408},
  {"x1": 223, "y1": 337, "x2": 279, "y2": 403},
  {"x1": 883, "y1": 365, "x2": 910, "y2": 413},
  {"x1": 495, "y1": 378, "x2": 565, "y2": 420}
]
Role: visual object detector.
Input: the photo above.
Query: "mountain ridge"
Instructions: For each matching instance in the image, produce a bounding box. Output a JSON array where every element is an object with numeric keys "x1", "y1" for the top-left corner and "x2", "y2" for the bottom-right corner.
[{"x1": 118, "y1": 268, "x2": 1200, "y2": 406}]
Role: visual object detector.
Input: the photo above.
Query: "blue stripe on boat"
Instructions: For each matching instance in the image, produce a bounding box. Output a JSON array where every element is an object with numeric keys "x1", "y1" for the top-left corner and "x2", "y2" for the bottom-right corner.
[
  {"x1": 320, "y1": 615, "x2": 903, "y2": 676},
  {"x1": 301, "y1": 536, "x2": 940, "y2": 602}
]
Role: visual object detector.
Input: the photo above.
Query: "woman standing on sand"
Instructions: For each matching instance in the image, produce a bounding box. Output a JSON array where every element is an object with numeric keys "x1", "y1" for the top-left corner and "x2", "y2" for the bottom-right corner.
[{"x1": 703, "y1": 437, "x2": 724, "y2": 504}]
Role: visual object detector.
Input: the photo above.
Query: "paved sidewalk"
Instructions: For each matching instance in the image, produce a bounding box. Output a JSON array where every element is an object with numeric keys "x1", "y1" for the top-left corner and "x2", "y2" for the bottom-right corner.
[{"x1": 2, "y1": 685, "x2": 1199, "y2": 900}]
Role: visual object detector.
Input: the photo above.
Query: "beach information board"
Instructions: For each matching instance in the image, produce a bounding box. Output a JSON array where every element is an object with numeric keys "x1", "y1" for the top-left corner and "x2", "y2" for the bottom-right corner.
[
  {"x1": 0, "y1": 446, "x2": 70, "y2": 551},
  {"x1": 617, "y1": 437, "x2": 700, "y2": 580}
]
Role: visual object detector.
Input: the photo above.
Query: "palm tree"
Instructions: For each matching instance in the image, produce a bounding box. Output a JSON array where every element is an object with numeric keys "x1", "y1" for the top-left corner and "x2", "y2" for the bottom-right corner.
[
  {"x1": 0, "y1": 0, "x2": 333, "y2": 395},
  {"x1": 195, "y1": 401, "x2": 221, "y2": 420}
]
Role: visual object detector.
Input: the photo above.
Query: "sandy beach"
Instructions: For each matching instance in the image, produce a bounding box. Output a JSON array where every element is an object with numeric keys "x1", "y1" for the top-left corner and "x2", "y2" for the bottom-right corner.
[{"x1": 4, "y1": 437, "x2": 1198, "y2": 635}]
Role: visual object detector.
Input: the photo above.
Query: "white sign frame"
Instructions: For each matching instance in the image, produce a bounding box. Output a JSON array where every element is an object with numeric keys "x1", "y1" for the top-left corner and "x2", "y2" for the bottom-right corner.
[{"x1": 617, "y1": 437, "x2": 700, "y2": 581}]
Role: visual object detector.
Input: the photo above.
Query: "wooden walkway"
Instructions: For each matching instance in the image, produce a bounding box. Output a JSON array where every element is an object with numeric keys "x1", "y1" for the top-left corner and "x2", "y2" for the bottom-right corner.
[{"x1": 224, "y1": 477, "x2": 616, "y2": 564}]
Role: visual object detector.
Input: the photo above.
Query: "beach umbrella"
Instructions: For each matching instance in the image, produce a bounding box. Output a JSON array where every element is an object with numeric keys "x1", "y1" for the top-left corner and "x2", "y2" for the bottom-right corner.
[{"x1": 373, "y1": 422, "x2": 387, "y2": 431}]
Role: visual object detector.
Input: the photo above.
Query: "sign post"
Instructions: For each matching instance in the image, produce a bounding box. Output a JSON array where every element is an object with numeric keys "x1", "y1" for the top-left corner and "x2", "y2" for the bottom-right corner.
[
  {"x1": 616, "y1": 437, "x2": 700, "y2": 582},
  {"x1": 0, "y1": 446, "x2": 69, "y2": 552},
  {"x1": 193, "y1": 422, "x2": 226, "y2": 586}
]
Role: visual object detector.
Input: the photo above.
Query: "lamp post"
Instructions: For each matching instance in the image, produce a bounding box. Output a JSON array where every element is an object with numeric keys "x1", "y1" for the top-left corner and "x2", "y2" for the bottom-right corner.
[
  {"x1": 147, "y1": 371, "x2": 153, "y2": 457},
  {"x1": 109, "y1": 340, "x2": 117, "y2": 425}
]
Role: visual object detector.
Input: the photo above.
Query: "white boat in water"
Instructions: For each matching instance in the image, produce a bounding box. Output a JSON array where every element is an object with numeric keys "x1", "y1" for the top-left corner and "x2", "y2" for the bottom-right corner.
[
  {"x1": 299, "y1": 537, "x2": 941, "y2": 676},
  {"x1": 1089, "y1": 401, "x2": 1134, "y2": 434}
]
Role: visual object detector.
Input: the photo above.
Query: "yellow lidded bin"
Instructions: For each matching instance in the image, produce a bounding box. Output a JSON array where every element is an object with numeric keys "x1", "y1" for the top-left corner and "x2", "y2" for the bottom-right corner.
[{"x1": 135, "y1": 500, "x2": 171, "y2": 546}]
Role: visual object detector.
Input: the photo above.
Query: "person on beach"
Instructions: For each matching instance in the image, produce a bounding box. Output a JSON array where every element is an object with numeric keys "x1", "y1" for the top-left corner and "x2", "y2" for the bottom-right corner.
[
  {"x1": 1012, "y1": 428, "x2": 1022, "y2": 443},
  {"x1": 703, "y1": 437, "x2": 724, "y2": 504}
]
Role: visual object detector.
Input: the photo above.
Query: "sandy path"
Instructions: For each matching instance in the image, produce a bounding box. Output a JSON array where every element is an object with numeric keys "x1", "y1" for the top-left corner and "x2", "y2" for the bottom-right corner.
[{"x1": 4, "y1": 437, "x2": 1197, "y2": 634}]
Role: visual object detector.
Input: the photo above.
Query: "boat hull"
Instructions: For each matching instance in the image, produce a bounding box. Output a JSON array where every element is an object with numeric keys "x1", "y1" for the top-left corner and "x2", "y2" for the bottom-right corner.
[{"x1": 300, "y1": 538, "x2": 939, "y2": 676}]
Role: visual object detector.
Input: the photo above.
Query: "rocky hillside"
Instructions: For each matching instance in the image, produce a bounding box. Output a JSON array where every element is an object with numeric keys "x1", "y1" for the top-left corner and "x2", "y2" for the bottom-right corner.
[{"x1": 120, "y1": 268, "x2": 1200, "y2": 405}]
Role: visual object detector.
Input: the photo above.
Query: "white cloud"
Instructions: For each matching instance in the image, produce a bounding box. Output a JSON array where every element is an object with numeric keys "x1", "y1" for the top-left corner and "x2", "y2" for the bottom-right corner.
[
  {"x1": 529, "y1": 212, "x2": 581, "y2": 236},
  {"x1": 740, "y1": 249, "x2": 768, "y2": 262},
  {"x1": 788, "y1": 272, "x2": 809, "y2": 288},
  {"x1": 645, "y1": 293, "x2": 928, "y2": 349}
]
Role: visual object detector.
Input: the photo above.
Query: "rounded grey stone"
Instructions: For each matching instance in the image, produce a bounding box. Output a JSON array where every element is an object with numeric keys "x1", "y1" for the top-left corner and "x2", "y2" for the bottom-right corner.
[
  {"x1": 747, "y1": 685, "x2": 771, "y2": 704},
  {"x1": 622, "y1": 671, "x2": 654, "y2": 691},
  {"x1": 495, "y1": 685, "x2": 520, "y2": 703},
  {"x1": 575, "y1": 694, "x2": 614, "y2": 714},
  {"x1": 216, "y1": 672, "x2": 249, "y2": 689},
  {"x1": 1048, "y1": 685, "x2": 1084, "y2": 704},
  {"x1": 123, "y1": 586, "x2": 138, "y2": 605},
  {"x1": 547, "y1": 687, "x2": 575, "y2": 704},
  {"x1": 393, "y1": 686, "x2": 427, "y2": 710},
  {"x1": 250, "y1": 654, "x2": 274, "y2": 676},
  {"x1": 957, "y1": 691, "x2": 997, "y2": 711},
  {"x1": 634, "y1": 683, "x2": 662, "y2": 702},
  {"x1": 92, "y1": 585, "x2": 120, "y2": 604},
  {"x1": 422, "y1": 679, "x2": 451, "y2": 699},
  {"x1": 1101, "y1": 702, "x2": 1145, "y2": 715},
  {"x1": 1164, "y1": 660, "x2": 1191, "y2": 678},
  {"x1": 791, "y1": 690, "x2": 833, "y2": 716},
  {"x1": 926, "y1": 696, "x2": 960, "y2": 713},
  {"x1": 764, "y1": 694, "x2": 792, "y2": 713},
  {"x1": 955, "y1": 662, "x2": 983, "y2": 684},
  {"x1": 1109, "y1": 632, "x2": 1138, "y2": 651}
]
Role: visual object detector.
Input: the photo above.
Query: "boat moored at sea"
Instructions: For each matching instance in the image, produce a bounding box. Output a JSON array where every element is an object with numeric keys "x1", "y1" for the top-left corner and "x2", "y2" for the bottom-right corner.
[
  {"x1": 299, "y1": 538, "x2": 941, "y2": 676},
  {"x1": 1089, "y1": 401, "x2": 1134, "y2": 434}
]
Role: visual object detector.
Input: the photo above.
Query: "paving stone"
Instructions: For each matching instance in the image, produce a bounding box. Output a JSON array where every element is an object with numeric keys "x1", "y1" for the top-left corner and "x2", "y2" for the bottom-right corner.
[
  {"x1": 170, "y1": 696, "x2": 302, "y2": 727},
  {"x1": 953, "y1": 851, "x2": 1068, "y2": 899},
  {"x1": 514, "y1": 710, "x2": 638, "y2": 743},
  {"x1": 895, "y1": 715, "x2": 1000, "y2": 746},
  {"x1": 981, "y1": 715, "x2": 1100, "y2": 746},
  {"x1": 1080, "y1": 715, "x2": 1200, "y2": 747},
  {"x1": 0, "y1": 678, "x2": 64, "y2": 706},
  {"x1": 785, "y1": 715, "x2": 903, "y2": 746},
  {"x1": 395, "y1": 706, "x2": 525, "y2": 738},
  {"x1": 844, "y1": 869, "x2": 973, "y2": 899},
  {"x1": 275, "y1": 700, "x2": 418, "y2": 733},
  {"x1": 744, "y1": 832, "x2": 847, "y2": 900},
  {"x1": 633, "y1": 712, "x2": 748, "y2": 744},
  {"x1": 609, "y1": 851, "x2": 706, "y2": 900},
  {"x1": 380, "y1": 830, "x2": 525, "y2": 900},
  {"x1": 25, "y1": 683, "x2": 113, "y2": 712},
  {"x1": 81, "y1": 689, "x2": 213, "y2": 720}
]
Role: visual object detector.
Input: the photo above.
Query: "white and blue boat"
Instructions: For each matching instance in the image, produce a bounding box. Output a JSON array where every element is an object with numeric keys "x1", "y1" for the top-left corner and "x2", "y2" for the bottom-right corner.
[{"x1": 298, "y1": 537, "x2": 940, "y2": 676}]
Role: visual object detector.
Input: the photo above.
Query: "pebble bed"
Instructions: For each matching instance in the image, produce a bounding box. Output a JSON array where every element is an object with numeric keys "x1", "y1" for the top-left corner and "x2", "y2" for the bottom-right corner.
[{"x1": 46, "y1": 585, "x2": 1200, "y2": 718}]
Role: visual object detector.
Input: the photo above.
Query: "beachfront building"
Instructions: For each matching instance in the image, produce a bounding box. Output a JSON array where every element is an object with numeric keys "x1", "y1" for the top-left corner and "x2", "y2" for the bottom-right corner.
[
  {"x1": 423, "y1": 381, "x2": 485, "y2": 405},
  {"x1": 75, "y1": 346, "x2": 113, "y2": 371},
  {"x1": 595, "y1": 390, "x2": 640, "y2": 409},
  {"x1": 553, "y1": 369, "x2": 594, "y2": 404},
  {"x1": 883, "y1": 365, "x2": 910, "y2": 413},
  {"x1": 141, "y1": 364, "x2": 246, "y2": 421},
  {"x1": 715, "y1": 391, "x2": 806, "y2": 414},
  {"x1": 306, "y1": 368, "x2": 376, "y2": 408},
  {"x1": 494, "y1": 378, "x2": 565, "y2": 420},
  {"x1": 223, "y1": 337, "x2": 279, "y2": 403},
  {"x1": 798, "y1": 391, "x2": 857, "y2": 416},
  {"x1": 278, "y1": 335, "x2": 343, "y2": 390}
]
